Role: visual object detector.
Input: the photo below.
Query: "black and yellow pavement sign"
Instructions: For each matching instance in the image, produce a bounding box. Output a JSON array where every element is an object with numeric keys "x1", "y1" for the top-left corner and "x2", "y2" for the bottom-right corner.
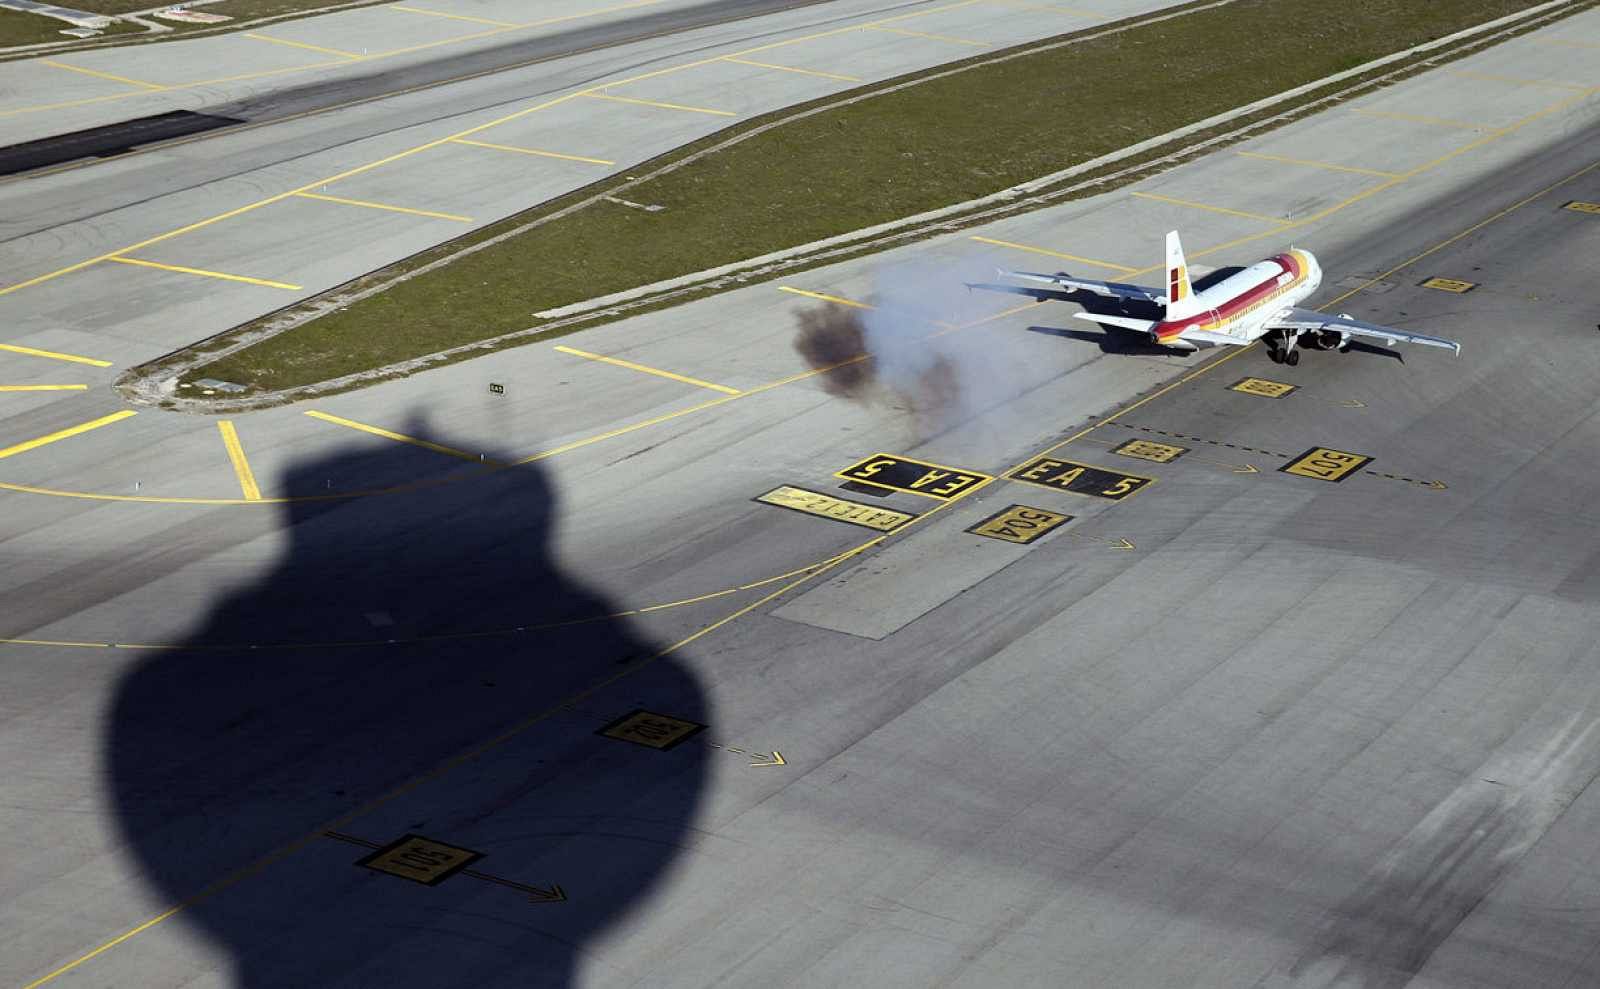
[
  {"x1": 755, "y1": 484, "x2": 914, "y2": 532},
  {"x1": 1229, "y1": 377, "x2": 1297, "y2": 399},
  {"x1": 1420, "y1": 276, "x2": 1476, "y2": 293},
  {"x1": 357, "y1": 834, "x2": 484, "y2": 886},
  {"x1": 1008, "y1": 457, "x2": 1154, "y2": 500},
  {"x1": 1563, "y1": 201, "x2": 1600, "y2": 215},
  {"x1": 967, "y1": 504, "x2": 1073, "y2": 544},
  {"x1": 1113, "y1": 438, "x2": 1187, "y2": 463},
  {"x1": 598, "y1": 709, "x2": 706, "y2": 750},
  {"x1": 836, "y1": 453, "x2": 990, "y2": 500},
  {"x1": 1281, "y1": 447, "x2": 1372, "y2": 483}
]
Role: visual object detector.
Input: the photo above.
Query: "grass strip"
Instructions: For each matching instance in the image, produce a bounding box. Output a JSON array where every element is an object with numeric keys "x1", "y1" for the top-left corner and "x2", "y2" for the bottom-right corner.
[{"x1": 184, "y1": 0, "x2": 1558, "y2": 395}]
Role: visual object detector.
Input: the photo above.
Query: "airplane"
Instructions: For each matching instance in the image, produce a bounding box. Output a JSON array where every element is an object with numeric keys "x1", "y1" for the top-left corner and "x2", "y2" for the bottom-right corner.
[{"x1": 988, "y1": 231, "x2": 1461, "y2": 365}]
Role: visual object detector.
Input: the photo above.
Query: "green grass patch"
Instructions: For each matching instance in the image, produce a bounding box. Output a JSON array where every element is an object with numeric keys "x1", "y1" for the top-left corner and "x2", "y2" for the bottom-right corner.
[
  {"x1": 189, "y1": 0, "x2": 1554, "y2": 393},
  {"x1": 0, "y1": 11, "x2": 139, "y2": 47}
]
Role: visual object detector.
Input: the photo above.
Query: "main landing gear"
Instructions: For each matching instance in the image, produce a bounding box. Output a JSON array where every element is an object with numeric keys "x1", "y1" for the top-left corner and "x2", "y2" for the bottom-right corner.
[{"x1": 1267, "y1": 329, "x2": 1301, "y2": 366}]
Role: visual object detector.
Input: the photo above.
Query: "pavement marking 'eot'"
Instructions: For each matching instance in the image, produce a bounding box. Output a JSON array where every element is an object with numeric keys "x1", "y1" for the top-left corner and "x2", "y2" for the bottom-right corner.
[
  {"x1": 0, "y1": 410, "x2": 136, "y2": 460},
  {"x1": 553, "y1": 345, "x2": 741, "y2": 395}
]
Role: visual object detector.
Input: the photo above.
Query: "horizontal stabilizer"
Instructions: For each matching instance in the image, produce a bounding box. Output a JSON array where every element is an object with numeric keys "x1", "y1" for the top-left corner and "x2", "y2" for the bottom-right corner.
[{"x1": 1072, "y1": 311, "x2": 1156, "y2": 333}]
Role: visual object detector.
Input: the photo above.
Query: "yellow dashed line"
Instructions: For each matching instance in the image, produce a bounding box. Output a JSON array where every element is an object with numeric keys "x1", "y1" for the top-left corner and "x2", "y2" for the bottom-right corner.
[
  {"x1": 969, "y1": 236, "x2": 1138, "y2": 273},
  {"x1": 39, "y1": 59, "x2": 165, "y2": 91},
  {"x1": 450, "y1": 139, "x2": 614, "y2": 165},
  {"x1": 778, "y1": 286, "x2": 874, "y2": 309},
  {"x1": 0, "y1": 343, "x2": 112, "y2": 367},
  {"x1": 582, "y1": 92, "x2": 737, "y2": 116},
  {"x1": 303, "y1": 410, "x2": 501, "y2": 464},
  {"x1": 0, "y1": 384, "x2": 89, "y2": 392},
  {"x1": 720, "y1": 57, "x2": 861, "y2": 82},
  {"x1": 1131, "y1": 191, "x2": 1287, "y2": 225},
  {"x1": 1347, "y1": 108, "x2": 1487, "y2": 130},
  {"x1": 389, "y1": 4, "x2": 519, "y2": 27},
  {"x1": 217, "y1": 421, "x2": 261, "y2": 501},
  {"x1": 1235, "y1": 151, "x2": 1400, "y2": 178},
  {"x1": 864, "y1": 25, "x2": 988, "y2": 46},
  {"x1": 0, "y1": 410, "x2": 136, "y2": 461},
  {"x1": 294, "y1": 192, "x2": 472, "y2": 222},
  {"x1": 107, "y1": 257, "x2": 302, "y2": 290},
  {"x1": 554, "y1": 345, "x2": 742, "y2": 395},
  {"x1": 243, "y1": 33, "x2": 359, "y2": 58}
]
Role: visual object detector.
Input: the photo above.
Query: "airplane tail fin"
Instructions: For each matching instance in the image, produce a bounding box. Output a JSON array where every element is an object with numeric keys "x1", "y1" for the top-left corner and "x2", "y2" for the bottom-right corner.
[{"x1": 1163, "y1": 230, "x2": 1202, "y2": 321}]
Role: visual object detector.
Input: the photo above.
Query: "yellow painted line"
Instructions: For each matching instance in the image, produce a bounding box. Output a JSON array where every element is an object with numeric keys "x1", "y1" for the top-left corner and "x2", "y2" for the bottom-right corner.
[
  {"x1": 1130, "y1": 191, "x2": 1287, "y2": 225},
  {"x1": 777, "y1": 285, "x2": 874, "y2": 309},
  {"x1": 106, "y1": 257, "x2": 302, "y2": 291},
  {"x1": 450, "y1": 138, "x2": 614, "y2": 165},
  {"x1": 554, "y1": 345, "x2": 742, "y2": 395},
  {"x1": 1235, "y1": 151, "x2": 1400, "y2": 178},
  {"x1": 243, "y1": 32, "x2": 359, "y2": 58},
  {"x1": 0, "y1": 384, "x2": 89, "y2": 392},
  {"x1": 1347, "y1": 108, "x2": 1486, "y2": 130},
  {"x1": 294, "y1": 192, "x2": 472, "y2": 222},
  {"x1": 582, "y1": 92, "x2": 737, "y2": 116},
  {"x1": 1450, "y1": 68, "x2": 1589, "y2": 91},
  {"x1": 864, "y1": 25, "x2": 988, "y2": 46},
  {"x1": 0, "y1": 410, "x2": 135, "y2": 461},
  {"x1": 303, "y1": 410, "x2": 502, "y2": 464},
  {"x1": 969, "y1": 235, "x2": 1138, "y2": 273},
  {"x1": 983, "y1": 0, "x2": 1097, "y2": 14},
  {"x1": 390, "y1": 4, "x2": 519, "y2": 27},
  {"x1": 720, "y1": 57, "x2": 862, "y2": 82},
  {"x1": 39, "y1": 59, "x2": 165, "y2": 91},
  {"x1": 0, "y1": 343, "x2": 112, "y2": 367},
  {"x1": 216, "y1": 421, "x2": 261, "y2": 501}
]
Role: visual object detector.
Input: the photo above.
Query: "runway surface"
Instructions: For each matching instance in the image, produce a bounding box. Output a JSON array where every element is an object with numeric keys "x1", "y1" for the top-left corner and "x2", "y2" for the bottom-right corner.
[{"x1": 4, "y1": 2, "x2": 1600, "y2": 987}]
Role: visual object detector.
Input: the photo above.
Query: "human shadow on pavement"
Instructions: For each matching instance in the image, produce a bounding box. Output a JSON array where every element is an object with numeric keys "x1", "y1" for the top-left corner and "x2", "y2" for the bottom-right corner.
[{"x1": 103, "y1": 421, "x2": 709, "y2": 987}]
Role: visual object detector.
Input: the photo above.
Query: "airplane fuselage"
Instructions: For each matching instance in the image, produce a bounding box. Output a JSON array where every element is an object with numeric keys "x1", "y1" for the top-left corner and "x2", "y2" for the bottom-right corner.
[{"x1": 1152, "y1": 248, "x2": 1323, "y2": 346}]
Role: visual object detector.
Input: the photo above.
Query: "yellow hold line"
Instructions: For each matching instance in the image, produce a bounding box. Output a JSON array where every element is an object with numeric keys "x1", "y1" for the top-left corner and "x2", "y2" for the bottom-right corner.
[
  {"x1": 0, "y1": 343, "x2": 111, "y2": 367},
  {"x1": 720, "y1": 57, "x2": 861, "y2": 82},
  {"x1": 582, "y1": 92, "x2": 737, "y2": 116},
  {"x1": 303, "y1": 410, "x2": 501, "y2": 465},
  {"x1": 0, "y1": 410, "x2": 136, "y2": 461},
  {"x1": 294, "y1": 192, "x2": 472, "y2": 222},
  {"x1": 243, "y1": 32, "x2": 359, "y2": 58},
  {"x1": 1235, "y1": 151, "x2": 1400, "y2": 178},
  {"x1": 969, "y1": 236, "x2": 1138, "y2": 273},
  {"x1": 554, "y1": 345, "x2": 741, "y2": 395},
  {"x1": 39, "y1": 59, "x2": 165, "y2": 90},
  {"x1": 450, "y1": 139, "x2": 614, "y2": 165},
  {"x1": 1131, "y1": 191, "x2": 1288, "y2": 224},
  {"x1": 217, "y1": 421, "x2": 262, "y2": 501},
  {"x1": 0, "y1": 384, "x2": 89, "y2": 392},
  {"x1": 106, "y1": 257, "x2": 302, "y2": 291},
  {"x1": 777, "y1": 286, "x2": 875, "y2": 309}
]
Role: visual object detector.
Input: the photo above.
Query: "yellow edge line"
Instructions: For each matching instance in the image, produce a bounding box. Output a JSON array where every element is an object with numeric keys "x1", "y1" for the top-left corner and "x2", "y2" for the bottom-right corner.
[
  {"x1": 969, "y1": 235, "x2": 1138, "y2": 273},
  {"x1": 721, "y1": 57, "x2": 862, "y2": 82},
  {"x1": 243, "y1": 32, "x2": 358, "y2": 58},
  {"x1": 583, "y1": 92, "x2": 737, "y2": 116},
  {"x1": 554, "y1": 345, "x2": 741, "y2": 395},
  {"x1": 107, "y1": 256, "x2": 301, "y2": 290},
  {"x1": 0, "y1": 343, "x2": 111, "y2": 367},
  {"x1": 389, "y1": 3, "x2": 519, "y2": 26},
  {"x1": 0, "y1": 410, "x2": 136, "y2": 461},
  {"x1": 39, "y1": 59, "x2": 165, "y2": 90},
  {"x1": 294, "y1": 192, "x2": 472, "y2": 222},
  {"x1": 0, "y1": 384, "x2": 89, "y2": 392},
  {"x1": 216, "y1": 421, "x2": 262, "y2": 501},
  {"x1": 1235, "y1": 151, "x2": 1400, "y2": 178},
  {"x1": 865, "y1": 25, "x2": 988, "y2": 46},
  {"x1": 304, "y1": 410, "x2": 501, "y2": 464},
  {"x1": 1131, "y1": 191, "x2": 1288, "y2": 224},
  {"x1": 778, "y1": 286, "x2": 875, "y2": 309},
  {"x1": 450, "y1": 139, "x2": 614, "y2": 165}
]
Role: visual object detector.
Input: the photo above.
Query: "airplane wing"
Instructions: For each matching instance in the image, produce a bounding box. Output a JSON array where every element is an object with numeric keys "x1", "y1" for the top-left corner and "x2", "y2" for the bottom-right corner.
[
  {"x1": 998, "y1": 268, "x2": 1164, "y2": 306},
  {"x1": 1273, "y1": 307, "x2": 1462, "y2": 355}
]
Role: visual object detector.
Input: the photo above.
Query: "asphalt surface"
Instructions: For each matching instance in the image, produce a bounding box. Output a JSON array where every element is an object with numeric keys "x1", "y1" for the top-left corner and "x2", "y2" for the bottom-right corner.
[{"x1": 4, "y1": 2, "x2": 1600, "y2": 988}]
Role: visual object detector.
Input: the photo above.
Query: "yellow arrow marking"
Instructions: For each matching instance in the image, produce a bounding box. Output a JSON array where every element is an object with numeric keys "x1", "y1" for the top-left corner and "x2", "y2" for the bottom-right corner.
[{"x1": 1066, "y1": 531, "x2": 1134, "y2": 550}]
